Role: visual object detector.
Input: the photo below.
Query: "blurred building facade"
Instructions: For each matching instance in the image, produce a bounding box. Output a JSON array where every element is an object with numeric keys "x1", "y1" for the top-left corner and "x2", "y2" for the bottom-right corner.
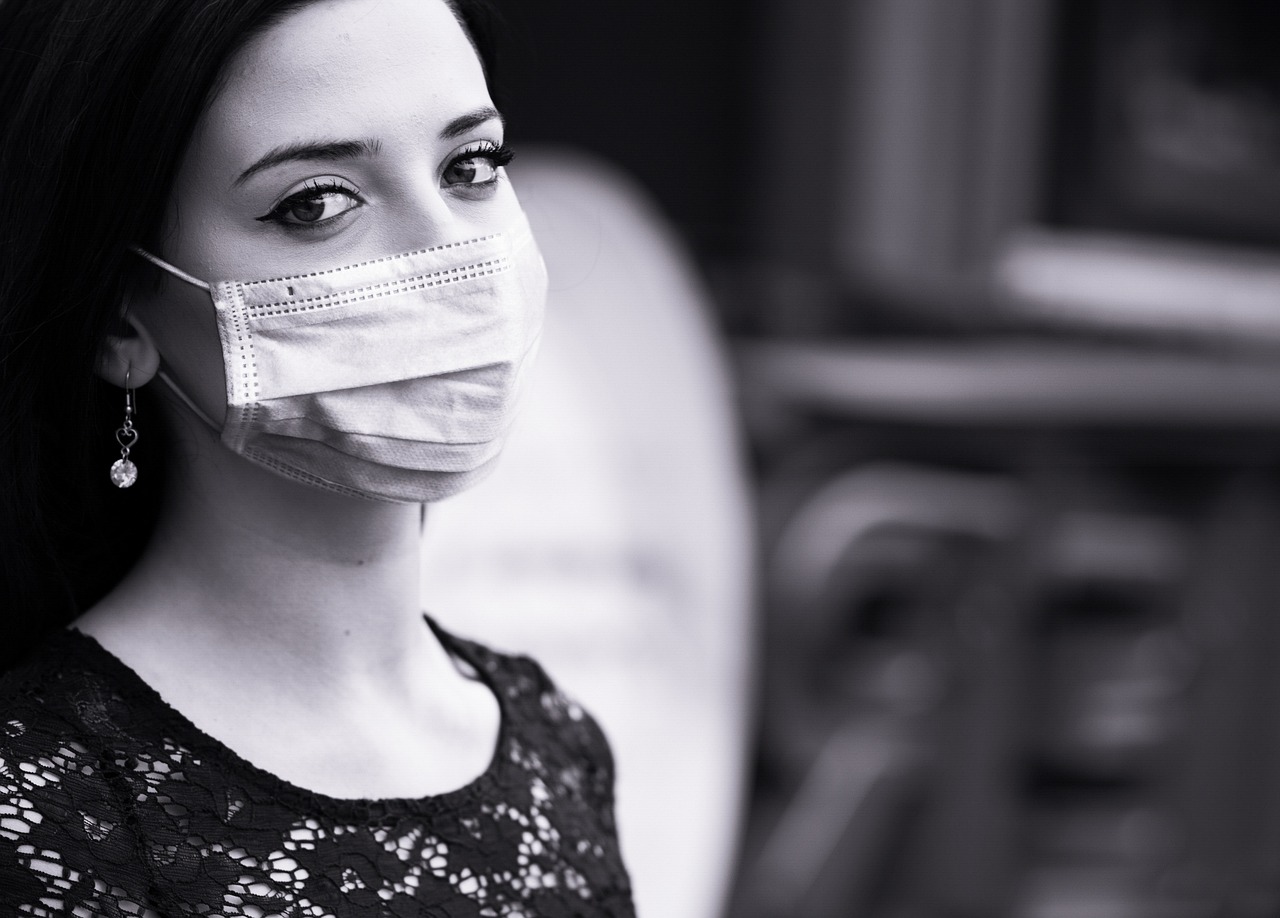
[
  {"x1": 733, "y1": 2, "x2": 1280, "y2": 916},
  {"x1": 495, "y1": 2, "x2": 1280, "y2": 917}
]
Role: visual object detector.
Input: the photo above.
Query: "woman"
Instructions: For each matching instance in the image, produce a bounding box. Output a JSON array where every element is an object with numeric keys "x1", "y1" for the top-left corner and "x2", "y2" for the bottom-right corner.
[{"x1": 0, "y1": 0, "x2": 635, "y2": 914}]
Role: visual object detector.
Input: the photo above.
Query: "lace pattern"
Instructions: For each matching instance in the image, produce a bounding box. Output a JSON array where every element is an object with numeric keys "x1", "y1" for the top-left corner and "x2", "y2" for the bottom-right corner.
[{"x1": 0, "y1": 624, "x2": 634, "y2": 917}]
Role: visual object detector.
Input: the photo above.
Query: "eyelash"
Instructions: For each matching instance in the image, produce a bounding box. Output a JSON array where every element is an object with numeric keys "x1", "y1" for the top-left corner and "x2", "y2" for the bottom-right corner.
[
  {"x1": 445, "y1": 142, "x2": 516, "y2": 185},
  {"x1": 254, "y1": 142, "x2": 516, "y2": 232},
  {"x1": 256, "y1": 178, "x2": 363, "y2": 232}
]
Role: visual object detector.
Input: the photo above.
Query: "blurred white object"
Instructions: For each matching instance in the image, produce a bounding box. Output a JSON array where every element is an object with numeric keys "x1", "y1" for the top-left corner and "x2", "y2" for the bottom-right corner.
[
  {"x1": 422, "y1": 148, "x2": 754, "y2": 918},
  {"x1": 997, "y1": 228, "x2": 1280, "y2": 346}
]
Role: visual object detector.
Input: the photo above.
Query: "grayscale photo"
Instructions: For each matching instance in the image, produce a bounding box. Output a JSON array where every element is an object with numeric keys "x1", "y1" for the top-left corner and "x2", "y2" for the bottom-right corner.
[{"x1": 1, "y1": 1, "x2": 1277, "y2": 916}]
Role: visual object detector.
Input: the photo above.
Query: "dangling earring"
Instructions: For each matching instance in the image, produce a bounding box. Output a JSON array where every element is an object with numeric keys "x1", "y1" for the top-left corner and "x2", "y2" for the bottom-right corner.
[{"x1": 110, "y1": 369, "x2": 139, "y2": 488}]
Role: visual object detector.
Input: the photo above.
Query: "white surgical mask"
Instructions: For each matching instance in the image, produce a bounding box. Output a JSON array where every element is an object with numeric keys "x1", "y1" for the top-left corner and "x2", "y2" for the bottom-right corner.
[{"x1": 132, "y1": 212, "x2": 548, "y2": 503}]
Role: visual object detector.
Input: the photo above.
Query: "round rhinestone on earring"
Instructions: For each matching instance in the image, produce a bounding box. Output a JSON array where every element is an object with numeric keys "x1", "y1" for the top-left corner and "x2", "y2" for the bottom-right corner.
[{"x1": 110, "y1": 457, "x2": 138, "y2": 488}]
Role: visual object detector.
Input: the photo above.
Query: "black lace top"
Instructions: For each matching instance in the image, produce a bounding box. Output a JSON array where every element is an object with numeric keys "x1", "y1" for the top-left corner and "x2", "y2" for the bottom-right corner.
[{"x1": 0, "y1": 620, "x2": 635, "y2": 917}]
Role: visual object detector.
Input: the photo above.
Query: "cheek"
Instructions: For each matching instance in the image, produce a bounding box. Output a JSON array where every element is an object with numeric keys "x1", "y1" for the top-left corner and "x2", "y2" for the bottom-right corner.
[{"x1": 135, "y1": 278, "x2": 228, "y2": 425}]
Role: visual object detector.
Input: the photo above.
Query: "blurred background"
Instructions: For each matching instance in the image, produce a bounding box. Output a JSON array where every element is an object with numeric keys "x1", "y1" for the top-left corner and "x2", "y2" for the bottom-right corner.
[{"x1": 427, "y1": 1, "x2": 1280, "y2": 916}]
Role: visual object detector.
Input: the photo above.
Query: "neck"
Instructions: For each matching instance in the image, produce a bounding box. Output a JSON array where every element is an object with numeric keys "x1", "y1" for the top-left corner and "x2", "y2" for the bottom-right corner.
[{"x1": 83, "y1": 402, "x2": 434, "y2": 690}]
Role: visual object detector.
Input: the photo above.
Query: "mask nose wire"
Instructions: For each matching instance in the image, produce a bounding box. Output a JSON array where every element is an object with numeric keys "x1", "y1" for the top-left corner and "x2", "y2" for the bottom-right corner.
[{"x1": 126, "y1": 244, "x2": 223, "y2": 434}]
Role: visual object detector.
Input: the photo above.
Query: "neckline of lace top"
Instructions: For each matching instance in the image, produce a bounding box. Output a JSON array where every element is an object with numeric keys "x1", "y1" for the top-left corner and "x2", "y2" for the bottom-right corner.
[
  {"x1": 4, "y1": 618, "x2": 635, "y2": 915},
  {"x1": 50, "y1": 614, "x2": 512, "y2": 822}
]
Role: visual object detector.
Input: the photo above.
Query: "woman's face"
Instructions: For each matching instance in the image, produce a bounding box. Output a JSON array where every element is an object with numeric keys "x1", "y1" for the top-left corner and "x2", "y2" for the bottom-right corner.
[{"x1": 135, "y1": 0, "x2": 515, "y2": 424}]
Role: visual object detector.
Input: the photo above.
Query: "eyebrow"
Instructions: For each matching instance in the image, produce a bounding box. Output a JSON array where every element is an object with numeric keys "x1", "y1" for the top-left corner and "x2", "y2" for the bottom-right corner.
[
  {"x1": 441, "y1": 106, "x2": 504, "y2": 139},
  {"x1": 233, "y1": 107, "x2": 504, "y2": 187},
  {"x1": 234, "y1": 138, "x2": 380, "y2": 187}
]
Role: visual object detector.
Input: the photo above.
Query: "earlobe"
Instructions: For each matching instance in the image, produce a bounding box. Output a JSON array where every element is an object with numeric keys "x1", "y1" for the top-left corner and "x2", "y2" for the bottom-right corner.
[{"x1": 98, "y1": 312, "x2": 161, "y2": 389}]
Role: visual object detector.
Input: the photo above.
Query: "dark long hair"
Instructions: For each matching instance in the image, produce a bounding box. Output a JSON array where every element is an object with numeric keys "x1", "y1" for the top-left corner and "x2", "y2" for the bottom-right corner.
[{"x1": 0, "y1": 0, "x2": 500, "y2": 669}]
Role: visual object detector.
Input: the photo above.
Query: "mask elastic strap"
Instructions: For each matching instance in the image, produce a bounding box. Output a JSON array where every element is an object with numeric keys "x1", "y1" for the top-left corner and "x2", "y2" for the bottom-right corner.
[
  {"x1": 156, "y1": 368, "x2": 223, "y2": 434},
  {"x1": 129, "y1": 244, "x2": 212, "y2": 291},
  {"x1": 127, "y1": 246, "x2": 221, "y2": 432}
]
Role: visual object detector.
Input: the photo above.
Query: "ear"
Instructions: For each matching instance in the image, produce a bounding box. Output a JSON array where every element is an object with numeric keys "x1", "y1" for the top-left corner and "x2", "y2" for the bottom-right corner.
[{"x1": 98, "y1": 310, "x2": 161, "y2": 389}]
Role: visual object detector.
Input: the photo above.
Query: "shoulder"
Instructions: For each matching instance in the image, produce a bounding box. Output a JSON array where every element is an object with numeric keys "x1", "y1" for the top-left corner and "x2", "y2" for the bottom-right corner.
[
  {"x1": 0, "y1": 629, "x2": 139, "y2": 748},
  {"x1": 0, "y1": 631, "x2": 153, "y2": 905},
  {"x1": 434, "y1": 622, "x2": 620, "y2": 799},
  {"x1": 0, "y1": 629, "x2": 141, "y2": 799}
]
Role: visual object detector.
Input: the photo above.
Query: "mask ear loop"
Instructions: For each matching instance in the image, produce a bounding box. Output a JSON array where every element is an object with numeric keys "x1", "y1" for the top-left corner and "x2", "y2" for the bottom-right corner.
[
  {"x1": 129, "y1": 244, "x2": 212, "y2": 291},
  {"x1": 128, "y1": 244, "x2": 223, "y2": 434},
  {"x1": 155, "y1": 369, "x2": 222, "y2": 433}
]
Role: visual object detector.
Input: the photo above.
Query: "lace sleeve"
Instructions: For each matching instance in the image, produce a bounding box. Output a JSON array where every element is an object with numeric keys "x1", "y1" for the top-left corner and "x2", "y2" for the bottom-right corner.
[
  {"x1": 525, "y1": 657, "x2": 621, "y2": 816},
  {"x1": 0, "y1": 714, "x2": 162, "y2": 916}
]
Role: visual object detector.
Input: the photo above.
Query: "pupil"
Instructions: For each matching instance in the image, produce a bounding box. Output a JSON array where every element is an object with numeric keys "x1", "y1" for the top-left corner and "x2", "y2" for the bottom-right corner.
[
  {"x1": 451, "y1": 160, "x2": 479, "y2": 183},
  {"x1": 290, "y1": 197, "x2": 328, "y2": 223}
]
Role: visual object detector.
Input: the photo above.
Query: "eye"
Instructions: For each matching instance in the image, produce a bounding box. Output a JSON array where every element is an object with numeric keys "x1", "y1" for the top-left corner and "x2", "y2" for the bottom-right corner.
[
  {"x1": 257, "y1": 178, "x2": 364, "y2": 229},
  {"x1": 442, "y1": 142, "x2": 515, "y2": 187}
]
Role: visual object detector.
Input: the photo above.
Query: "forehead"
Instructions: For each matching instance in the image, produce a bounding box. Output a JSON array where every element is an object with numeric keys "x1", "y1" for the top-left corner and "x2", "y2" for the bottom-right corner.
[{"x1": 198, "y1": 0, "x2": 489, "y2": 164}]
